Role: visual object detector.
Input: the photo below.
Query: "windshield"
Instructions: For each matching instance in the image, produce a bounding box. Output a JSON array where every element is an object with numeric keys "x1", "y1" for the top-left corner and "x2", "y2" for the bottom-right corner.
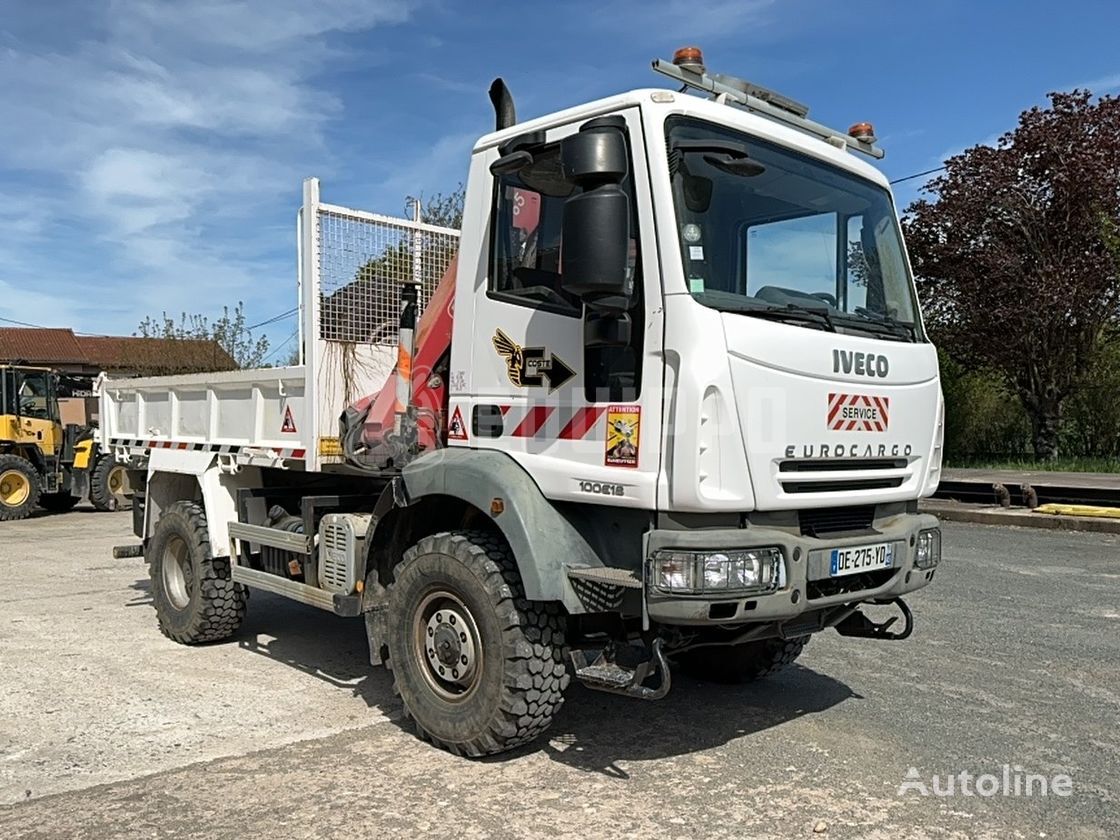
[{"x1": 666, "y1": 117, "x2": 921, "y2": 341}]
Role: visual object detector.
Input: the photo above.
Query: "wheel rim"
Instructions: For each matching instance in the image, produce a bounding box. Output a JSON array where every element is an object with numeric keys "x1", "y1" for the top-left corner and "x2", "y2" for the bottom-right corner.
[
  {"x1": 413, "y1": 590, "x2": 483, "y2": 702},
  {"x1": 108, "y1": 465, "x2": 130, "y2": 499},
  {"x1": 162, "y1": 535, "x2": 194, "y2": 610},
  {"x1": 0, "y1": 469, "x2": 29, "y2": 507}
]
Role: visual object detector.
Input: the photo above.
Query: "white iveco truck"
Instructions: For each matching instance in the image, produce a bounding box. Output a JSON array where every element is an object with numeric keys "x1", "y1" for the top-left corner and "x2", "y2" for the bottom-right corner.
[{"x1": 103, "y1": 49, "x2": 944, "y2": 756}]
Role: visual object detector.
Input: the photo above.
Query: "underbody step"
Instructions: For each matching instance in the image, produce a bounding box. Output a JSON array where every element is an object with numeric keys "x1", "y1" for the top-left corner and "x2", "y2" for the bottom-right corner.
[
  {"x1": 566, "y1": 566, "x2": 642, "y2": 588},
  {"x1": 569, "y1": 639, "x2": 671, "y2": 700},
  {"x1": 574, "y1": 661, "x2": 635, "y2": 689}
]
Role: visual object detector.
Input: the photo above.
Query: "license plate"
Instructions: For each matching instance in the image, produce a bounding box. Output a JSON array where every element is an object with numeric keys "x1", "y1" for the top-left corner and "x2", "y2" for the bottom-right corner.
[{"x1": 829, "y1": 542, "x2": 894, "y2": 577}]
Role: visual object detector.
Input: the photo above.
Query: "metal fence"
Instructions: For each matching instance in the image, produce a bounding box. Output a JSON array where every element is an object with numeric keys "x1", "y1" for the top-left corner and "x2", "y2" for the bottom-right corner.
[{"x1": 314, "y1": 194, "x2": 460, "y2": 346}]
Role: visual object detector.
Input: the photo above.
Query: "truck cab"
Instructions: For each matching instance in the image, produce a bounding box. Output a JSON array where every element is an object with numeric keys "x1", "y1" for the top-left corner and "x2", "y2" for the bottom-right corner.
[{"x1": 449, "y1": 60, "x2": 942, "y2": 628}]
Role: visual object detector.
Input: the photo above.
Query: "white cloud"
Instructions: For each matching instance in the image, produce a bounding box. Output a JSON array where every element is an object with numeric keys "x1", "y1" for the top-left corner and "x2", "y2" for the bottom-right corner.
[
  {"x1": 1072, "y1": 72, "x2": 1120, "y2": 93},
  {"x1": 0, "y1": 0, "x2": 418, "y2": 336}
]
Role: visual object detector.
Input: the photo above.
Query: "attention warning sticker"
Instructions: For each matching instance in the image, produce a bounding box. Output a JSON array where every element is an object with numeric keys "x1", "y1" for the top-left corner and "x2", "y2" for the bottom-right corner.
[
  {"x1": 281, "y1": 405, "x2": 298, "y2": 434},
  {"x1": 447, "y1": 406, "x2": 468, "y2": 441},
  {"x1": 605, "y1": 405, "x2": 640, "y2": 468}
]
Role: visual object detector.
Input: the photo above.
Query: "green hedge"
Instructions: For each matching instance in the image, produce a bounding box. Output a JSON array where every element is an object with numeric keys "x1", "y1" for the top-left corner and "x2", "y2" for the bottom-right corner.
[{"x1": 939, "y1": 340, "x2": 1120, "y2": 464}]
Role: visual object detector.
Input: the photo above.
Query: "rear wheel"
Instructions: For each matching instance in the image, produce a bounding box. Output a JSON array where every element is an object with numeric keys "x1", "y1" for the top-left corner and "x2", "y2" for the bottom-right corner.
[
  {"x1": 676, "y1": 636, "x2": 809, "y2": 684},
  {"x1": 39, "y1": 492, "x2": 80, "y2": 512},
  {"x1": 148, "y1": 500, "x2": 247, "y2": 643},
  {"x1": 0, "y1": 454, "x2": 41, "y2": 521},
  {"x1": 90, "y1": 455, "x2": 131, "y2": 511},
  {"x1": 385, "y1": 530, "x2": 569, "y2": 757}
]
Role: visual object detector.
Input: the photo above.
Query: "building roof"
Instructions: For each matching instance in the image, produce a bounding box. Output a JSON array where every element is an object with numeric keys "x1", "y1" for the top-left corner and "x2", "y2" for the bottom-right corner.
[
  {"x1": 0, "y1": 327, "x2": 238, "y2": 375},
  {"x1": 0, "y1": 328, "x2": 87, "y2": 364},
  {"x1": 78, "y1": 336, "x2": 237, "y2": 374}
]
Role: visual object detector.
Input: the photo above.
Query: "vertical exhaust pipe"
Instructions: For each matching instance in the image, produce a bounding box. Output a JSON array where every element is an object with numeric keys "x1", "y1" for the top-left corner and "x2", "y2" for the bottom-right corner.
[{"x1": 489, "y1": 78, "x2": 516, "y2": 131}]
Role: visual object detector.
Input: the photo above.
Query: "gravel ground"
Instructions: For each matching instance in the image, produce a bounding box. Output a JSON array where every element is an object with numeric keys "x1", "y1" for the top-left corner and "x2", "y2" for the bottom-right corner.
[{"x1": 0, "y1": 510, "x2": 1117, "y2": 838}]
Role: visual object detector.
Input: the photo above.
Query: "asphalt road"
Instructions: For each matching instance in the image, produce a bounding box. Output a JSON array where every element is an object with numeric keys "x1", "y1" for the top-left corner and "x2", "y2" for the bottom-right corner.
[{"x1": 0, "y1": 510, "x2": 1117, "y2": 838}]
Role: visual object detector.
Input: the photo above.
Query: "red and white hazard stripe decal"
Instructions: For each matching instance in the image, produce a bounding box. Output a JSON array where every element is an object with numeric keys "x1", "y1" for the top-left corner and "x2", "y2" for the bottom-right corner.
[
  {"x1": 827, "y1": 393, "x2": 889, "y2": 432},
  {"x1": 499, "y1": 405, "x2": 607, "y2": 440},
  {"x1": 110, "y1": 437, "x2": 307, "y2": 460}
]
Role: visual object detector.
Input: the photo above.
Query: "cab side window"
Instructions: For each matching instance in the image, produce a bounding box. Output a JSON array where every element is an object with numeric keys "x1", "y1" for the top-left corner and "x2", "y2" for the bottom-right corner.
[
  {"x1": 17, "y1": 372, "x2": 51, "y2": 420},
  {"x1": 489, "y1": 144, "x2": 582, "y2": 316}
]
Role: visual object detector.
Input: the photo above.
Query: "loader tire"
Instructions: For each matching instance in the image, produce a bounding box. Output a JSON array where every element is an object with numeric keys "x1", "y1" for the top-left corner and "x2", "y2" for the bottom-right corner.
[
  {"x1": 39, "y1": 492, "x2": 80, "y2": 512},
  {"x1": 148, "y1": 500, "x2": 247, "y2": 644},
  {"x1": 91, "y1": 455, "x2": 131, "y2": 511},
  {"x1": 0, "y1": 454, "x2": 41, "y2": 521},
  {"x1": 677, "y1": 636, "x2": 809, "y2": 684},
  {"x1": 386, "y1": 530, "x2": 569, "y2": 757}
]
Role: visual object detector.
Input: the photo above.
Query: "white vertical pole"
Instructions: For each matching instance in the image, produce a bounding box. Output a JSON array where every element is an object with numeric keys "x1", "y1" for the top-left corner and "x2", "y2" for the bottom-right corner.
[
  {"x1": 410, "y1": 197, "x2": 423, "y2": 311},
  {"x1": 301, "y1": 177, "x2": 321, "y2": 469}
]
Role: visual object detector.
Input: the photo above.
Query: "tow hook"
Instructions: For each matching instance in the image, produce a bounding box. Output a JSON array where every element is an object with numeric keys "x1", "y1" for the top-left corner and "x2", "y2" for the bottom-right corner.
[
  {"x1": 834, "y1": 597, "x2": 914, "y2": 641},
  {"x1": 569, "y1": 637, "x2": 671, "y2": 700}
]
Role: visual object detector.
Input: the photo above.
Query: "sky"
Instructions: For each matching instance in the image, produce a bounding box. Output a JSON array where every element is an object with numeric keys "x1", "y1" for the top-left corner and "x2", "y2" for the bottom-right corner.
[{"x1": 1, "y1": 0, "x2": 1118, "y2": 360}]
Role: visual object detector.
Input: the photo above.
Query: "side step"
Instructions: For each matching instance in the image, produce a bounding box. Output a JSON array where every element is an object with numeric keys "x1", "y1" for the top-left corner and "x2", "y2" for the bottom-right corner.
[
  {"x1": 569, "y1": 638, "x2": 671, "y2": 700},
  {"x1": 566, "y1": 566, "x2": 642, "y2": 588},
  {"x1": 229, "y1": 566, "x2": 362, "y2": 617}
]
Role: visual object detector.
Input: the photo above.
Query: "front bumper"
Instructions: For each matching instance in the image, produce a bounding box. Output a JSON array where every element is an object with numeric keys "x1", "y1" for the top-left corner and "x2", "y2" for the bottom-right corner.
[{"x1": 644, "y1": 511, "x2": 940, "y2": 626}]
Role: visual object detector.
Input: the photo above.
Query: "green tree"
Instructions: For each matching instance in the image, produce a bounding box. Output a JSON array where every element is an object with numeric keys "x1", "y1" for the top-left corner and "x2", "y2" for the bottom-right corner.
[
  {"x1": 137, "y1": 302, "x2": 270, "y2": 369},
  {"x1": 904, "y1": 90, "x2": 1120, "y2": 460}
]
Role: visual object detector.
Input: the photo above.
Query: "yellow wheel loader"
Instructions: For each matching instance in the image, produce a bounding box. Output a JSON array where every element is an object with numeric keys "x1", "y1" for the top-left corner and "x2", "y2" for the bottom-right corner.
[{"x1": 0, "y1": 365, "x2": 129, "y2": 520}]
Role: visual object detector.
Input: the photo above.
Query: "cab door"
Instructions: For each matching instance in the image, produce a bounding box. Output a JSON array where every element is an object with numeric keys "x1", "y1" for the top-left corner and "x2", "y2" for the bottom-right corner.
[{"x1": 450, "y1": 106, "x2": 664, "y2": 510}]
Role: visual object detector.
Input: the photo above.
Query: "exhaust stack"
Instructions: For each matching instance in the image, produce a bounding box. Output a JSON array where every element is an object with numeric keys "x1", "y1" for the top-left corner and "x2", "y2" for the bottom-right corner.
[{"x1": 489, "y1": 78, "x2": 516, "y2": 131}]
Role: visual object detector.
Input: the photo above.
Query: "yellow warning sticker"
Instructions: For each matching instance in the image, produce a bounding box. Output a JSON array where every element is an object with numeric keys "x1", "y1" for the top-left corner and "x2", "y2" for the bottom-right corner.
[
  {"x1": 605, "y1": 405, "x2": 640, "y2": 468},
  {"x1": 318, "y1": 437, "x2": 343, "y2": 457}
]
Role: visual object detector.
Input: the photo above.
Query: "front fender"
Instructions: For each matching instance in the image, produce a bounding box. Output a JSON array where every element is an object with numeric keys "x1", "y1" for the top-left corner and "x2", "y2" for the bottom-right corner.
[{"x1": 400, "y1": 449, "x2": 600, "y2": 608}]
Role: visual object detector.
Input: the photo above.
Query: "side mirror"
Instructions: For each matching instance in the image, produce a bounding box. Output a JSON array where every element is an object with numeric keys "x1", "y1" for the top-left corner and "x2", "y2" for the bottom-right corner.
[{"x1": 560, "y1": 118, "x2": 632, "y2": 311}]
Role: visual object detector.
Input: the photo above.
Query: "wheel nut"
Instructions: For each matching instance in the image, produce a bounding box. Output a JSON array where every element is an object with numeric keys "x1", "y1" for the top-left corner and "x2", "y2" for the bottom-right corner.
[
  {"x1": 460, "y1": 654, "x2": 468, "y2": 665},
  {"x1": 459, "y1": 632, "x2": 466, "y2": 642}
]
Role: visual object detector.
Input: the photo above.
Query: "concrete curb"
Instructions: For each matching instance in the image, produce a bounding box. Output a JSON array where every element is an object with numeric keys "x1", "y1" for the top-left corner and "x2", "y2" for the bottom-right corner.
[{"x1": 920, "y1": 500, "x2": 1120, "y2": 535}]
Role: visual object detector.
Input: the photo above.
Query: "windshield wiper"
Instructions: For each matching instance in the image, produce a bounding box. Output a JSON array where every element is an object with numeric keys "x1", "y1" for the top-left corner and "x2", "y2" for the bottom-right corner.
[
  {"x1": 699, "y1": 297, "x2": 837, "y2": 332},
  {"x1": 833, "y1": 308, "x2": 916, "y2": 341}
]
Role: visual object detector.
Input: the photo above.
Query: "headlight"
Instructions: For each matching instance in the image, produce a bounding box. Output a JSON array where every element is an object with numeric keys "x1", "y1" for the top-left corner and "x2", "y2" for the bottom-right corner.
[
  {"x1": 915, "y1": 529, "x2": 941, "y2": 569},
  {"x1": 651, "y1": 548, "x2": 784, "y2": 595}
]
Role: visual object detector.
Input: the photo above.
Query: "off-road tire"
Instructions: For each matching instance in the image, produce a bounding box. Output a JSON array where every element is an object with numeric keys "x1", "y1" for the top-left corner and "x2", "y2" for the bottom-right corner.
[
  {"x1": 90, "y1": 455, "x2": 131, "y2": 512},
  {"x1": 386, "y1": 530, "x2": 569, "y2": 757},
  {"x1": 677, "y1": 636, "x2": 809, "y2": 684},
  {"x1": 148, "y1": 500, "x2": 247, "y2": 644},
  {"x1": 0, "y1": 454, "x2": 41, "y2": 521},
  {"x1": 39, "y1": 492, "x2": 80, "y2": 512}
]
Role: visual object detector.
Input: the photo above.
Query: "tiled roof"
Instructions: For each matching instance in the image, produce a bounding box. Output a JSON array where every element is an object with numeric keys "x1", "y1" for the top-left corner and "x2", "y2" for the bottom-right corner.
[
  {"x1": 0, "y1": 328, "x2": 238, "y2": 374},
  {"x1": 0, "y1": 328, "x2": 87, "y2": 364}
]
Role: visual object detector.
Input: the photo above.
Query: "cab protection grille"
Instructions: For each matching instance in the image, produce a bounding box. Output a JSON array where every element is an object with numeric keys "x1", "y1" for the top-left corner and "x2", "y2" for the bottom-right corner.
[{"x1": 799, "y1": 505, "x2": 876, "y2": 537}]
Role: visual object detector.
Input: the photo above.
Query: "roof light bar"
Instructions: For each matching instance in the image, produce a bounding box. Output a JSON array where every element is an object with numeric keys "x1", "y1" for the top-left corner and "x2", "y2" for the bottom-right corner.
[{"x1": 651, "y1": 54, "x2": 885, "y2": 160}]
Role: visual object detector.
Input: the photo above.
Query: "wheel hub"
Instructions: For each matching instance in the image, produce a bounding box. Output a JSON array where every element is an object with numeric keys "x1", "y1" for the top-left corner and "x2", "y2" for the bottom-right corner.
[
  {"x1": 416, "y1": 595, "x2": 481, "y2": 699},
  {"x1": 0, "y1": 470, "x2": 29, "y2": 507}
]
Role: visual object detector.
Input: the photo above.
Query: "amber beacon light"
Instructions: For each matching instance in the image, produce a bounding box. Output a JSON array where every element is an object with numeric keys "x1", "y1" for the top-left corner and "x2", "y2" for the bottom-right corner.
[
  {"x1": 672, "y1": 46, "x2": 706, "y2": 74},
  {"x1": 848, "y1": 122, "x2": 877, "y2": 143}
]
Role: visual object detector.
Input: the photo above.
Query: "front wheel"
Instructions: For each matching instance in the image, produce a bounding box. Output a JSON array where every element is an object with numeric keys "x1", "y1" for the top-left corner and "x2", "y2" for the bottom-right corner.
[
  {"x1": 676, "y1": 636, "x2": 809, "y2": 684},
  {"x1": 0, "y1": 454, "x2": 41, "y2": 521},
  {"x1": 386, "y1": 530, "x2": 569, "y2": 757}
]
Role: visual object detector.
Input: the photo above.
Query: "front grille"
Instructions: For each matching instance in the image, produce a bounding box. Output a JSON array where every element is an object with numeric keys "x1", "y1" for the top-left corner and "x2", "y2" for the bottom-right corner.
[
  {"x1": 782, "y1": 477, "x2": 904, "y2": 494},
  {"x1": 807, "y1": 568, "x2": 897, "y2": 600},
  {"x1": 780, "y1": 458, "x2": 906, "y2": 473},
  {"x1": 799, "y1": 505, "x2": 876, "y2": 537}
]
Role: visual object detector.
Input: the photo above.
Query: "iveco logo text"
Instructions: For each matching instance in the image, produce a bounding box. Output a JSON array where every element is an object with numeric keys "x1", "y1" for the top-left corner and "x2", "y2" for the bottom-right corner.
[
  {"x1": 834, "y1": 349, "x2": 889, "y2": 378},
  {"x1": 578, "y1": 480, "x2": 625, "y2": 497}
]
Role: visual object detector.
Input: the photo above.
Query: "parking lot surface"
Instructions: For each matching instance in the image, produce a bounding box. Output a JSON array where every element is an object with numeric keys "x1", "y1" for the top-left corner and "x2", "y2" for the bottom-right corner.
[{"x1": 1, "y1": 510, "x2": 1117, "y2": 838}]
